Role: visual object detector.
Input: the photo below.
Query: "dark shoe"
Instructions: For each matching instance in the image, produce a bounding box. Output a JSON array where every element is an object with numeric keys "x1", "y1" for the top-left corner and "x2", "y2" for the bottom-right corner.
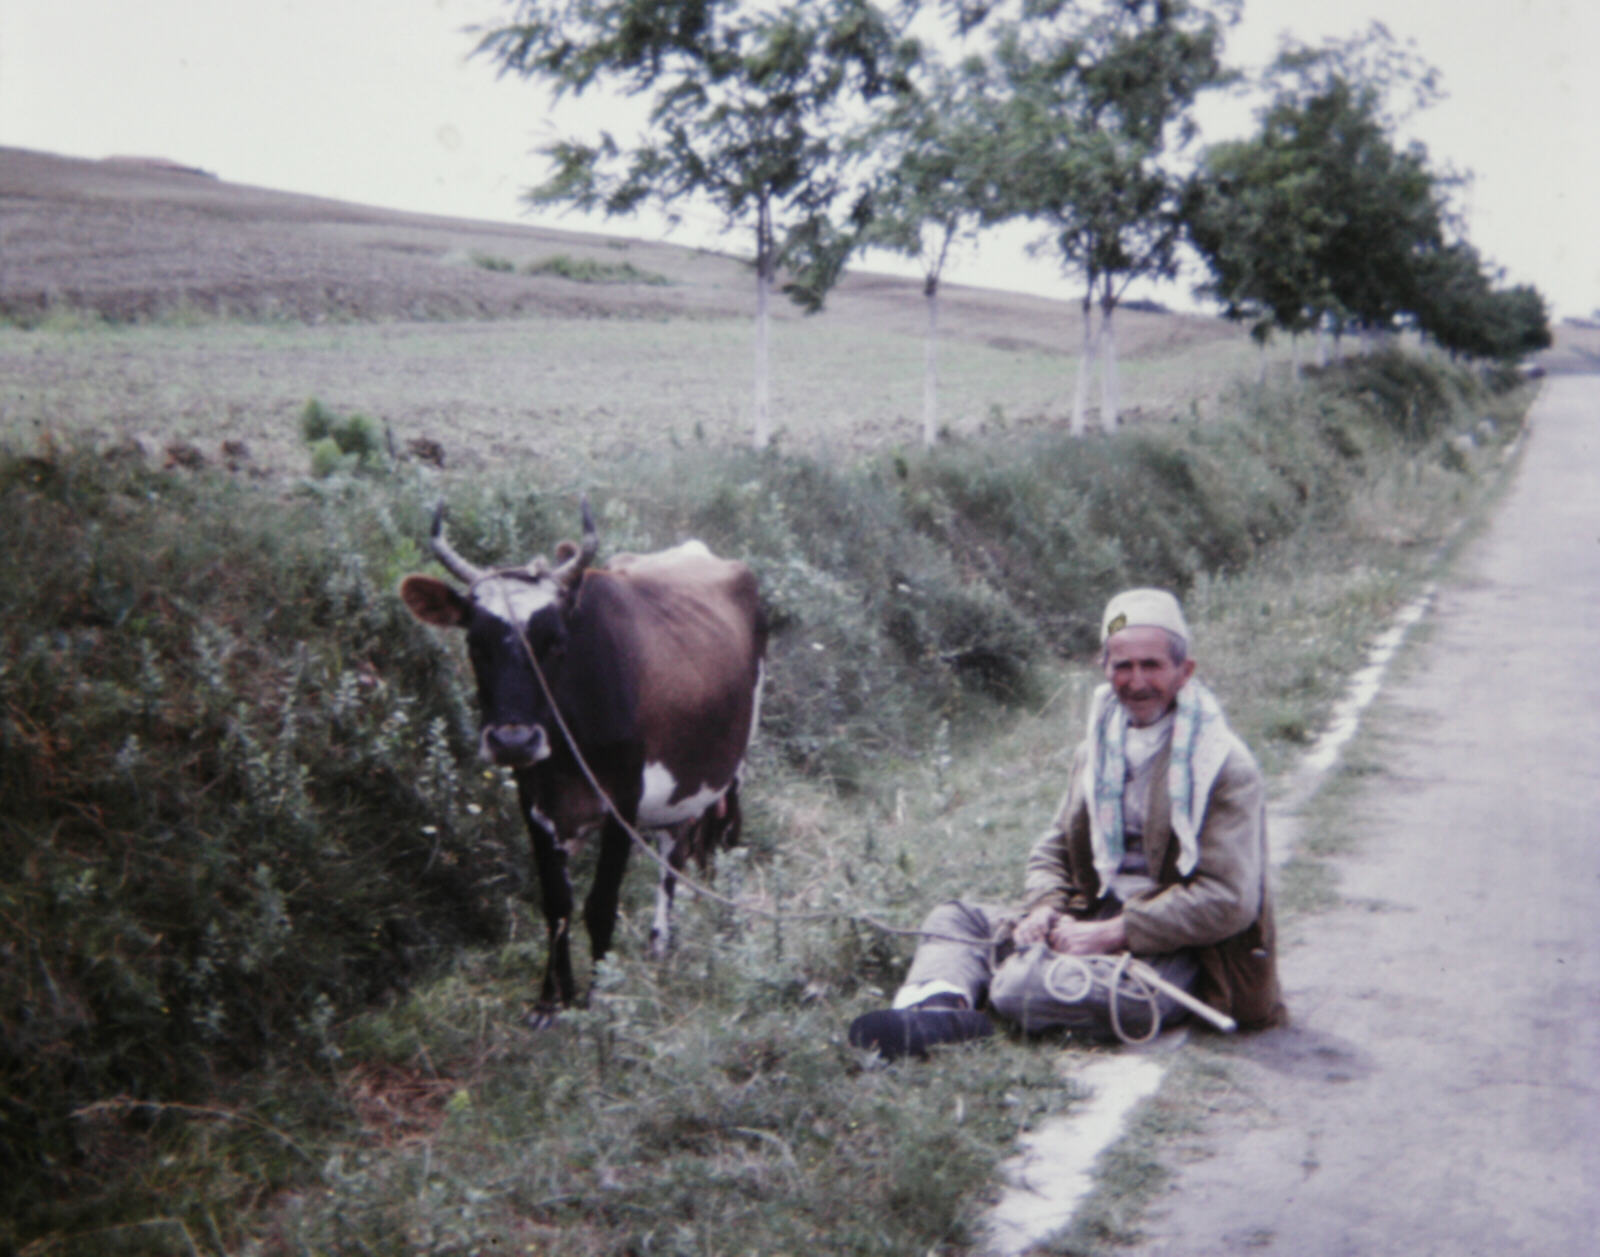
[{"x1": 848, "y1": 997, "x2": 994, "y2": 1060}]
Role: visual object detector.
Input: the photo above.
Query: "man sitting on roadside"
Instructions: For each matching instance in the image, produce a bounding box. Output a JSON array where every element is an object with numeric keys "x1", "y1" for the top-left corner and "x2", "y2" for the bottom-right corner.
[{"x1": 849, "y1": 588, "x2": 1285, "y2": 1058}]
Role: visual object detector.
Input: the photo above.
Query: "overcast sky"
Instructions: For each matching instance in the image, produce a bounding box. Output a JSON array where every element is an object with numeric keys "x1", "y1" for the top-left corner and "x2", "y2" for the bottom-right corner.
[{"x1": 2, "y1": 0, "x2": 1596, "y2": 318}]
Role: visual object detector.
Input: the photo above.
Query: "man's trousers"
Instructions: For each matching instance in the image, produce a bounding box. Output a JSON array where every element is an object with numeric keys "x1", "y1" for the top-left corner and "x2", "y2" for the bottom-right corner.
[{"x1": 896, "y1": 900, "x2": 1200, "y2": 1041}]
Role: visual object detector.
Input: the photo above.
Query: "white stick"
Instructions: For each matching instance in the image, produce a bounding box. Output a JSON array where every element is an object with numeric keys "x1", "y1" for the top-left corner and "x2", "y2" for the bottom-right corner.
[{"x1": 1126, "y1": 958, "x2": 1237, "y2": 1034}]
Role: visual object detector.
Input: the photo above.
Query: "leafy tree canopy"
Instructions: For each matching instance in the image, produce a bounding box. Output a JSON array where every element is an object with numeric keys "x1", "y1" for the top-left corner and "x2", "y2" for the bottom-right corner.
[
  {"x1": 986, "y1": 0, "x2": 1239, "y2": 310},
  {"x1": 1189, "y1": 23, "x2": 1456, "y2": 340},
  {"x1": 477, "y1": 0, "x2": 916, "y2": 312},
  {"x1": 477, "y1": 1, "x2": 919, "y2": 446},
  {"x1": 856, "y1": 48, "x2": 1007, "y2": 287}
]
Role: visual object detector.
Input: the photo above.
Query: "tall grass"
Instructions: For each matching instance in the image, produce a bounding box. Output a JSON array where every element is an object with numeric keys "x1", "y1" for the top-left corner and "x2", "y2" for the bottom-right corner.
[{"x1": 0, "y1": 351, "x2": 1531, "y2": 1251}]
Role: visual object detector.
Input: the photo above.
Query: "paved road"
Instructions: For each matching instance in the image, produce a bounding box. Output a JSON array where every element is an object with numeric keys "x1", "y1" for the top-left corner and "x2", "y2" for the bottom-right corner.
[{"x1": 1121, "y1": 375, "x2": 1600, "y2": 1257}]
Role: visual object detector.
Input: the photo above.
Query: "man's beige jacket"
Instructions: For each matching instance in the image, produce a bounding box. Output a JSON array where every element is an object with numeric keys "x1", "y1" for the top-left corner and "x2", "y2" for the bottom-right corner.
[{"x1": 1023, "y1": 737, "x2": 1286, "y2": 1029}]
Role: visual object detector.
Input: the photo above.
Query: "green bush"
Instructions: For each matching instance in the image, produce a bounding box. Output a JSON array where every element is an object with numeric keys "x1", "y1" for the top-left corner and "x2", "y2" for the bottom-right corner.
[
  {"x1": 524, "y1": 253, "x2": 672, "y2": 285},
  {"x1": 300, "y1": 398, "x2": 387, "y2": 476},
  {"x1": 299, "y1": 396, "x2": 336, "y2": 443},
  {"x1": 1307, "y1": 347, "x2": 1482, "y2": 444},
  {"x1": 307, "y1": 433, "x2": 352, "y2": 477},
  {"x1": 0, "y1": 455, "x2": 513, "y2": 1217}
]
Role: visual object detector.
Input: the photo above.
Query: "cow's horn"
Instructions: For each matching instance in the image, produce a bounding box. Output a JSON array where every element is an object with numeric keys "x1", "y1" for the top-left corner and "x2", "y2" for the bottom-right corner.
[
  {"x1": 429, "y1": 502, "x2": 486, "y2": 586},
  {"x1": 552, "y1": 496, "x2": 599, "y2": 590}
]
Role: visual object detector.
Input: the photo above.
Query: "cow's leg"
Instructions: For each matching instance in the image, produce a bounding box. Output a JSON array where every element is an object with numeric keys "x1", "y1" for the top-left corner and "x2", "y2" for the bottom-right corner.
[
  {"x1": 517, "y1": 777, "x2": 577, "y2": 1016},
  {"x1": 715, "y1": 779, "x2": 742, "y2": 855},
  {"x1": 648, "y1": 824, "x2": 692, "y2": 958},
  {"x1": 583, "y1": 812, "x2": 634, "y2": 976}
]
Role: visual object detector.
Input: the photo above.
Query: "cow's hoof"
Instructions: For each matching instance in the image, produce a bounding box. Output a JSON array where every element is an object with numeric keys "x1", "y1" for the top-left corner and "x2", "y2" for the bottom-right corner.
[
  {"x1": 647, "y1": 932, "x2": 672, "y2": 960},
  {"x1": 522, "y1": 1004, "x2": 563, "y2": 1032}
]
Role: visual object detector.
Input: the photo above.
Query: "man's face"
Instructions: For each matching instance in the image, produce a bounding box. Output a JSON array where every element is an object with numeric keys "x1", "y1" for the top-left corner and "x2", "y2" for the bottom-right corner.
[{"x1": 1103, "y1": 625, "x2": 1195, "y2": 727}]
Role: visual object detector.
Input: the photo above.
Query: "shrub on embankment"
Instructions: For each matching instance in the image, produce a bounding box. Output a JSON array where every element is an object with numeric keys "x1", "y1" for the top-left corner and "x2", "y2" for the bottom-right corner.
[{"x1": 0, "y1": 349, "x2": 1526, "y2": 1232}]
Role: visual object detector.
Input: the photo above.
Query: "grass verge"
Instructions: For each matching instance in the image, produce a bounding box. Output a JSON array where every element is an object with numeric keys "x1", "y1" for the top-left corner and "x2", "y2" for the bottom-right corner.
[{"x1": 1, "y1": 353, "x2": 1535, "y2": 1253}]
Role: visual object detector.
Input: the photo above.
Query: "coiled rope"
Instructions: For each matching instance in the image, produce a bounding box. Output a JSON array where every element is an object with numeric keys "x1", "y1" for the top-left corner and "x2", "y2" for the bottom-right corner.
[{"x1": 1042, "y1": 951, "x2": 1165, "y2": 1045}]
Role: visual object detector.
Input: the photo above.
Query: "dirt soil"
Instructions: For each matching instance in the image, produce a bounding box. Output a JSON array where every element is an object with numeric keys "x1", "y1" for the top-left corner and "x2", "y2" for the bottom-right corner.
[
  {"x1": 1, "y1": 145, "x2": 1221, "y2": 353},
  {"x1": 1118, "y1": 374, "x2": 1600, "y2": 1256},
  {"x1": 2, "y1": 146, "x2": 1252, "y2": 478}
]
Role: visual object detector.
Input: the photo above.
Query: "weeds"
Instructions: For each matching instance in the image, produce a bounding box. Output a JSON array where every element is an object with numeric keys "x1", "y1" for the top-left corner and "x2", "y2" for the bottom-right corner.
[
  {"x1": 271, "y1": 937, "x2": 1070, "y2": 1256},
  {"x1": 0, "y1": 453, "x2": 512, "y2": 1233},
  {"x1": 462, "y1": 250, "x2": 673, "y2": 285},
  {"x1": 0, "y1": 351, "x2": 1532, "y2": 1252}
]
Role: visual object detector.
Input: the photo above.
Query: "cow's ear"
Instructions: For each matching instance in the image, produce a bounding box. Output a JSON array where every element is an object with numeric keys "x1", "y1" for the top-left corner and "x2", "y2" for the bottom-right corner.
[{"x1": 399, "y1": 575, "x2": 470, "y2": 628}]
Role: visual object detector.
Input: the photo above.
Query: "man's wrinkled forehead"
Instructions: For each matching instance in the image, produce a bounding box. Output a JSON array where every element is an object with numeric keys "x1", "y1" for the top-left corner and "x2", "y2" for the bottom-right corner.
[{"x1": 1104, "y1": 623, "x2": 1182, "y2": 661}]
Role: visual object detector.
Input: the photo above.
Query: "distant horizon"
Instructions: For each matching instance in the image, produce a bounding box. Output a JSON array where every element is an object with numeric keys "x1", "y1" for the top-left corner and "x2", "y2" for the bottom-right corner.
[
  {"x1": 7, "y1": 142, "x2": 1227, "y2": 318},
  {"x1": 21, "y1": 141, "x2": 1597, "y2": 335}
]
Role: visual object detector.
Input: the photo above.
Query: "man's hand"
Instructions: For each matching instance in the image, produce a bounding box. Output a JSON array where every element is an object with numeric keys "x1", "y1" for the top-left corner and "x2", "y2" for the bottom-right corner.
[
  {"x1": 1013, "y1": 905, "x2": 1060, "y2": 947},
  {"x1": 1047, "y1": 914, "x2": 1128, "y2": 956}
]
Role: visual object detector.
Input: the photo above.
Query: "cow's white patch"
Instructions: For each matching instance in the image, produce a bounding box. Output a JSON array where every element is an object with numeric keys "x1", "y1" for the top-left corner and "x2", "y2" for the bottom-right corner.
[
  {"x1": 666, "y1": 539, "x2": 712, "y2": 560},
  {"x1": 749, "y1": 661, "x2": 765, "y2": 740},
  {"x1": 636, "y1": 662, "x2": 762, "y2": 825},
  {"x1": 474, "y1": 574, "x2": 558, "y2": 628},
  {"x1": 650, "y1": 831, "x2": 678, "y2": 954},
  {"x1": 638, "y1": 763, "x2": 726, "y2": 827}
]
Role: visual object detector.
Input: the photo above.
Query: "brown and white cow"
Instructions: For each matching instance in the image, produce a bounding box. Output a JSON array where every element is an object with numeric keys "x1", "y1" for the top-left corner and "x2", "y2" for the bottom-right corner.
[{"x1": 399, "y1": 500, "x2": 766, "y2": 1012}]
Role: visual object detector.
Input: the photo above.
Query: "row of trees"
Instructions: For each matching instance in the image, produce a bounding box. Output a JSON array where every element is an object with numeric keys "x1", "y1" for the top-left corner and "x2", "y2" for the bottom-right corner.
[
  {"x1": 476, "y1": 1, "x2": 1550, "y2": 448},
  {"x1": 1186, "y1": 28, "x2": 1552, "y2": 369}
]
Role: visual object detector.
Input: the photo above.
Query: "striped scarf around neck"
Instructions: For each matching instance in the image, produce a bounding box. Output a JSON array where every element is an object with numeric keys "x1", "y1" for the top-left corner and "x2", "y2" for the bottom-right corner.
[{"x1": 1084, "y1": 677, "x2": 1231, "y2": 896}]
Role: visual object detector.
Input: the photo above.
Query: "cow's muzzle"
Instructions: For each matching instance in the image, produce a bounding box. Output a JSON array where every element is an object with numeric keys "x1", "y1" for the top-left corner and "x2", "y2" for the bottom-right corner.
[{"x1": 481, "y1": 723, "x2": 552, "y2": 767}]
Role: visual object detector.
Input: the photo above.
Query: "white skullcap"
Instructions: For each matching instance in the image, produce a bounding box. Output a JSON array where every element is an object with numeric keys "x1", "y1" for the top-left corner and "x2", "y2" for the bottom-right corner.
[{"x1": 1101, "y1": 587, "x2": 1190, "y2": 647}]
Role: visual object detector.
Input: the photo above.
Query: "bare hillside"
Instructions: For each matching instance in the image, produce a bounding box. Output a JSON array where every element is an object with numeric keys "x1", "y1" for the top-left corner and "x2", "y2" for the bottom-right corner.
[
  {"x1": 1, "y1": 146, "x2": 1229, "y2": 358},
  {"x1": 2, "y1": 146, "x2": 1273, "y2": 477}
]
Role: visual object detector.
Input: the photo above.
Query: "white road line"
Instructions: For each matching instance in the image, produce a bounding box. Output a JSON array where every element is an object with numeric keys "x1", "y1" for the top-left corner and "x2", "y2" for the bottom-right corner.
[{"x1": 984, "y1": 1056, "x2": 1167, "y2": 1256}]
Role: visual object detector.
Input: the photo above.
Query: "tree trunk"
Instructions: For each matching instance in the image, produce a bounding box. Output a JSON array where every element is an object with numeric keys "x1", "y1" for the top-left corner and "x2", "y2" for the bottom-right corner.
[
  {"x1": 1099, "y1": 298, "x2": 1119, "y2": 430},
  {"x1": 752, "y1": 196, "x2": 773, "y2": 450},
  {"x1": 922, "y1": 275, "x2": 940, "y2": 450},
  {"x1": 1071, "y1": 290, "x2": 1096, "y2": 436}
]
